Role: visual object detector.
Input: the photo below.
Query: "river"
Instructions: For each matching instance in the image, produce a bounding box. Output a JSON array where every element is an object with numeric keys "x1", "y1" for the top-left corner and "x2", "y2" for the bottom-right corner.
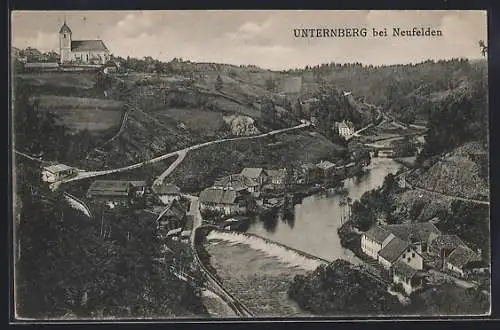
[{"x1": 245, "y1": 157, "x2": 402, "y2": 263}]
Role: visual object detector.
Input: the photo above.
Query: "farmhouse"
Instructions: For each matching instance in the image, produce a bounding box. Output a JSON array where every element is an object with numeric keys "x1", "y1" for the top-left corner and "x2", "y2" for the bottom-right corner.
[
  {"x1": 153, "y1": 201, "x2": 187, "y2": 233},
  {"x1": 86, "y1": 180, "x2": 146, "y2": 207},
  {"x1": 378, "y1": 236, "x2": 423, "y2": 270},
  {"x1": 152, "y1": 183, "x2": 181, "y2": 205},
  {"x1": 240, "y1": 167, "x2": 268, "y2": 185},
  {"x1": 264, "y1": 169, "x2": 287, "y2": 190},
  {"x1": 41, "y1": 164, "x2": 76, "y2": 183},
  {"x1": 59, "y1": 20, "x2": 110, "y2": 65},
  {"x1": 214, "y1": 174, "x2": 259, "y2": 193},
  {"x1": 361, "y1": 225, "x2": 396, "y2": 260},
  {"x1": 334, "y1": 120, "x2": 354, "y2": 138},
  {"x1": 445, "y1": 246, "x2": 483, "y2": 278},
  {"x1": 392, "y1": 260, "x2": 424, "y2": 294},
  {"x1": 316, "y1": 160, "x2": 337, "y2": 181},
  {"x1": 199, "y1": 187, "x2": 248, "y2": 216}
]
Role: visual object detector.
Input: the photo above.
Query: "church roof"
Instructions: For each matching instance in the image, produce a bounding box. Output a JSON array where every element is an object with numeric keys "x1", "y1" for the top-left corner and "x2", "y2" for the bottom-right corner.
[
  {"x1": 71, "y1": 40, "x2": 109, "y2": 52},
  {"x1": 59, "y1": 22, "x2": 72, "y2": 34}
]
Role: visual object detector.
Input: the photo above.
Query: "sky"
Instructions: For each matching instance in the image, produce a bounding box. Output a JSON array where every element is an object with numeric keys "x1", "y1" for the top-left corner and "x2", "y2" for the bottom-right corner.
[{"x1": 11, "y1": 10, "x2": 487, "y2": 70}]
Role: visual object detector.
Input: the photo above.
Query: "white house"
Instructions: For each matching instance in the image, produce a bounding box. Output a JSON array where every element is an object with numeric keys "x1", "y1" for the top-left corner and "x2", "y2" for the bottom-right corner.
[
  {"x1": 199, "y1": 187, "x2": 247, "y2": 216},
  {"x1": 334, "y1": 120, "x2": 354, "y2": 138},
  {"x1": 361, "y1": 226, "x2": 395, "y2": 260},
  {"x1": 41, "y1": 164, "x2": 75, "y2": 183},
  {"x1": 378, "y1": 236, "x2": 423, "y2": 270},
  {"x1": 392, "y1": 260, "x2": 424, "y2": 295}
]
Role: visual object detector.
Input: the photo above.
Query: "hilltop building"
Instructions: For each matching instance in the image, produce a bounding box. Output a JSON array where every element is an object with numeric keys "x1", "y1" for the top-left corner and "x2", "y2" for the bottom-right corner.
[{"x1": 59, "y1": 19, "x2": 110, "y2": 65}]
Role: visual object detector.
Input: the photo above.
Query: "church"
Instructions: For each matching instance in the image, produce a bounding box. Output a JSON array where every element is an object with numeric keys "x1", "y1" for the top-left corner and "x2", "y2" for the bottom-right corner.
[{"x1": 59, "y1": 20, "x2": 110, "y2": 65}]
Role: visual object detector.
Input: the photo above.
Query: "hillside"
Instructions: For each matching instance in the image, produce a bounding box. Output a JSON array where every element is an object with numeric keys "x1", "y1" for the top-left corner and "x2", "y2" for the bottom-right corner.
[{"x1": 411, "y1": 141, "x2": 489, "y2": 201}]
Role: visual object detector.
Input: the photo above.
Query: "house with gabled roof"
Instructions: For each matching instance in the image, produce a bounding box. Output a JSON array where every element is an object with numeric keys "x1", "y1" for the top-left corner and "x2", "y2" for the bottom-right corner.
[
  {"x1": 378, "y1": 236, "x2": 423, "y2": 270},
  {"x1": 240, "y1": 167, "x2": 268, "y2": 185},
  {"x1": 151, "y1": 183, "x2": 181, "y2": 205},
  {"x1": 392, "y1": 260, "x2": 425, "y2": 294},
  {"x1": 199, "y1": 187, "x2": 248, "y2": 216},
  {"x1": 361, "y1": 225, "x2": 395, "y2": 260},
  {"x1": 446, "y1": 245, "x2": 483, "y2": 278}
]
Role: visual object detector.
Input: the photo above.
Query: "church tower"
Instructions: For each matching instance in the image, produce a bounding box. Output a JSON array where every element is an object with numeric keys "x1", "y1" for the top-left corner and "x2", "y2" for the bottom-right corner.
[{"x1": 59, "y1": 19, "x2": 72, "y2": 64}]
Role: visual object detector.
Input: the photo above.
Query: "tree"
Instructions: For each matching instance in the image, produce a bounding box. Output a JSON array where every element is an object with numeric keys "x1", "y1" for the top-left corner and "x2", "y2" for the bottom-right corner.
[
  {"x1": 292, "y1": 99, "x2": 303, "y2": 118},
  {"x1": 215, "y1": 74, "x2": 223, "y2": 92},
  {"x1": 479, "y1": 40, "x2": 488, "y2": 57}
]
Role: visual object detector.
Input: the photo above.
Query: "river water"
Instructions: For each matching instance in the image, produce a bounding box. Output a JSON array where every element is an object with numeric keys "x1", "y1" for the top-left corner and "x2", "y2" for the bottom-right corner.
[{"x1": 245, "y1": 157, "x2": 402, "y2": 263}]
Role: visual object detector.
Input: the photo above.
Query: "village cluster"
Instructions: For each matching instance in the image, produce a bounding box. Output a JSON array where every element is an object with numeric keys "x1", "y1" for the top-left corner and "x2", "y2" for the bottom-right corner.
[{"x1": 361, "y1": 221, "x2": 487, "y2": 295}]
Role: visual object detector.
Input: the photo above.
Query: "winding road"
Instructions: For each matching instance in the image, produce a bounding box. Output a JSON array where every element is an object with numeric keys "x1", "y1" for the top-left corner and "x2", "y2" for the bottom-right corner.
[{"x1": 50, "y1": 122, "x2": 311, "y2": 190}]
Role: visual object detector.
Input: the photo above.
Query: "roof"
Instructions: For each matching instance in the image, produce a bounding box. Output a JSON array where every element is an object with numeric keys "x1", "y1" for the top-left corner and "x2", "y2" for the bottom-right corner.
[
  {"x1": 301, "y1": 163, "x2": 318, "y2": 170},
  {"x1": 152, "y1": 183, "x2": 181, "y2": 195},
  {"x1": 157, "y1": 202, "x2": 186, "y2": 221},
  {"x1": 128, "y1": 181, "x2": 146, "y2": 187},
  {"x1": 214, "y1": 174, "x2": 258, "y2": 191},
  {"x1": 87, "y1": 180, "x2": 134, "y2": 197},
  {"x1": 383, "y1": 223, "x2": 441, "y2": 243},
  {"x1": 199, "y1": 187, "x2": 239, "y2": 205},
  {"x1": 393, "y1": 260, "x2": 419, "y2": 279},
  {"x1": 316, "y1": 160, "x2": 336, "y2": 170},
  {"x1": 428, "y1": 234, "x2": 465, "y2": 252},
  {"x1": 447, "y1": 246, "x2": 481, "y2": 269},
  {"x1": 71, "y1": 40, "x2": 109, "y2": 52},
  {"x1": 240, "y1": 168, "x2": 265, "y2": 179},
  {"x1": 24, "y1": 62, "x2": 60, "y2": 68},
  {"x1": 59, "y1": 22, "x2": 72, "y2": 34},
  {"x1": 43, "y1": 164, "x2": 73, "y2": 174},
  {"x1": 364, "y1": 225, "x2": 392, "y2": 244},
  {"x1": 378, "y1": 237, "x2": 410, "y2": 263},
  {"x1": 265, "y1": 169, "x2": 287, "y2": 179}
]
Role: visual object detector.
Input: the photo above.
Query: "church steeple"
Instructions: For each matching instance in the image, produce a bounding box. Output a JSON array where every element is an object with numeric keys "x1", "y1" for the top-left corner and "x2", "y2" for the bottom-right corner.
[
  {"x1": 59, "y1": 17, "x2": 72, "y2": 64},
  {"x1": 59, "y1": 18, "x2": 72, "y2": 35}
]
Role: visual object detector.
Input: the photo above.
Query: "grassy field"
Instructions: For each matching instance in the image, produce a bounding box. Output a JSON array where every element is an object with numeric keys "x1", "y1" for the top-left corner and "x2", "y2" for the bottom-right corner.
[
  {"x1": 35, "y1": 95, "x2": 125, "y2": 135},
  {"x1": 153, "y1": 108, "x2": 226, "y2": 137},
  {"x1": 16, "y1": 72, "x2": 97, "y2": 89}
]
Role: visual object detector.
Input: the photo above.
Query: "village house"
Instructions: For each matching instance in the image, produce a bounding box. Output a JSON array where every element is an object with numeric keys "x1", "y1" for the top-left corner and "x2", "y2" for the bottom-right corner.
[
  {"x1": 214, "y1": 174, "x2": 259, "y2": 194},
  {"x1": 86, "y1": 180, "x2": 146, "y2": 208},
  {"x1": 445, "y1": 245, "x2": 483, "y2": 278},
  {"x1": 392, "y1": 260, "x2": 424, "y2": 295},
  {"x1": 299, "y1": 163, "x2": 322, "y2": 185},
  {"x1": 41, "y1": 164, "x2": 76, "y2": 183},
  {"x1": 153, "y1": 201, "x2": 187, "y2": 234},
  {"x1": 151, "y1": 183, "x2": 181, "y2": 205},
  {"x1": 240, "y1": 167, "x2": 268, "y2": 185},
  {"x1": 316, "y1": 160, "x2": 337, "y2": 182},
  {"x1": 361, "y1": 226, "x2": 396, "y2": 260},
  {"x1": 58, "y1": 20, "x2": 110, "y2": 65},
  {"x1": 334, "y1": 120, "x2": 355, "y2": 139},
  {"x1": 377, "y1": 236, "x2": 423, "y2": 270},
  {"x1": 199, "y1": 187, "x2": 248, "y2": 216},
  {"x1": 263, "y1": 169, "x2": 287, "y2": 190}
]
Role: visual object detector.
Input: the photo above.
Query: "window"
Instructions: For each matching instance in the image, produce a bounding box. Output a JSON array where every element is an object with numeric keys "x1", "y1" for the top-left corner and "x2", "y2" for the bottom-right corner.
[
  {"x1": 407, "y1": 257, "x2": 411, "y2": 262},
  {"x1": 64, "y1": 33, "x2": 67, "y2": 38},
  {"x1": 412, "y1": 253, "x2": 415, "y2": 258}
]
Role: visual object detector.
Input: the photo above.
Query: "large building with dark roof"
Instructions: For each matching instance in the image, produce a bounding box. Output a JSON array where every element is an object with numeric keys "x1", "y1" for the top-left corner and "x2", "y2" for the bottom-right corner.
[{"x1": 59, "y1": 20, "x2": 110, "y2": 65}]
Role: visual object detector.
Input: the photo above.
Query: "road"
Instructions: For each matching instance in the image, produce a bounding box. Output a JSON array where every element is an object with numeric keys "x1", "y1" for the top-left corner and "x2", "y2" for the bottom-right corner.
[
  {"x1": 94, "y1": 104, "x2": 134, "y2": 152},
  {"x1": 404, "y1": 178, "x2": 490, "y2": 206},
  {"x1": 186, "y1": 194, "x2": 253, "y2": 317},
  {"x1": 51, "y1": 122, "x2": 311, "y2": 190},
  {"x1": 153, "y1": 150, "x2": 187, "y2": 186}
]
